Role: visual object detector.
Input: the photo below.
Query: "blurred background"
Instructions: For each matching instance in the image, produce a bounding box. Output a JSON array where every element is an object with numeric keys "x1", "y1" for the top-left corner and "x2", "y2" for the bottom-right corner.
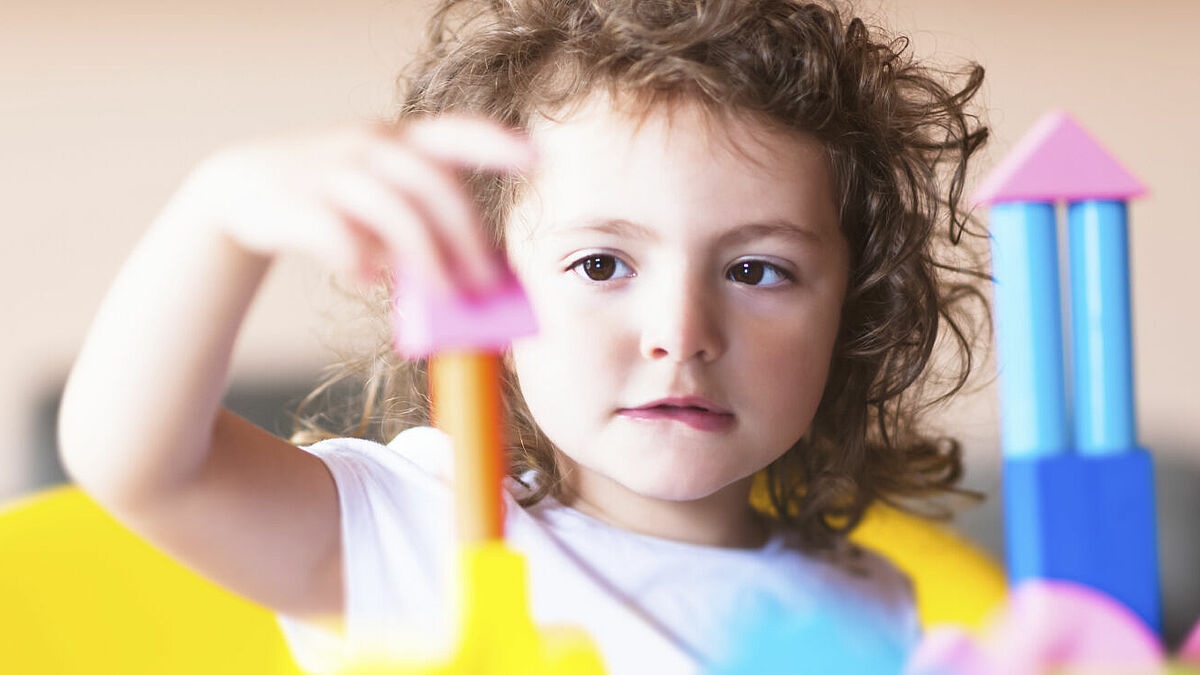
[{"x1": 2, "y1": 0, "x2": 1197, "y2": 645}]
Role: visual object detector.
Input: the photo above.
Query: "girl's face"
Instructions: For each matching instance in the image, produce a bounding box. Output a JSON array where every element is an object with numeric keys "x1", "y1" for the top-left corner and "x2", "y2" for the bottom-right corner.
[{"x1": 506, "y1": 95, "x2": 849, "y2": 507}]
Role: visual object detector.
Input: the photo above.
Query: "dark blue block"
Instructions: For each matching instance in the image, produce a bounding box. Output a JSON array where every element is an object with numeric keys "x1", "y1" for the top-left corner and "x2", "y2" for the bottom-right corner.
[{"x1": 1003, "y1": 449, "x2": 1162, "y2": 633}]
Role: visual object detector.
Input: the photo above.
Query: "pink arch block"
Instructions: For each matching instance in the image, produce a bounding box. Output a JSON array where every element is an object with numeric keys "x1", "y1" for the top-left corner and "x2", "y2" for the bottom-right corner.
[
  {"x1": 974, "y1": 110, "x2": 1146, "y2": 206},
  {"x1": 392, "y1": 266, "x2": 537, "y2": 358}
]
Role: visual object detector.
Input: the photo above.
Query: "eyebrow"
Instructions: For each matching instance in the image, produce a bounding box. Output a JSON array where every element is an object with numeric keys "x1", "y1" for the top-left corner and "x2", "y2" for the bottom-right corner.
[{"x1": 556, "y1": 217, "x2": 825, "y2": 246}]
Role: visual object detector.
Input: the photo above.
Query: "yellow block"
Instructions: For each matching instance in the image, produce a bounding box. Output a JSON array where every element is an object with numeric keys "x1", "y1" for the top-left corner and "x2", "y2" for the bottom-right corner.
[
  {"x1": 341, "y1": 543, "x2": 605, "y2": 675},
  {"x1": 0, "y1": 486, "x2": 302, "y2": 674},
  {"x1": 851, "y1": 504, "x2": 1007, "y2": 629}
]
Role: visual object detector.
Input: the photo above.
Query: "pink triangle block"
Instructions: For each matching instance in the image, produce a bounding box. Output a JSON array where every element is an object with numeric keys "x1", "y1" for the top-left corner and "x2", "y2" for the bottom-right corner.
[
  {"x1": 392, "y1": 267, "x2": 537, "y2": 358},
  {"x1": 974, "y1": 110, "x2": 1146, "y2": 206}
]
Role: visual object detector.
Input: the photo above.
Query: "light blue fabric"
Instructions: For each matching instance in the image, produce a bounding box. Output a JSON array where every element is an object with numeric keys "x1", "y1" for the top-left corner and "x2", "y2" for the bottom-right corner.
[{"x1": 708, "y1": 590, "x2": 911, "y2": 674}]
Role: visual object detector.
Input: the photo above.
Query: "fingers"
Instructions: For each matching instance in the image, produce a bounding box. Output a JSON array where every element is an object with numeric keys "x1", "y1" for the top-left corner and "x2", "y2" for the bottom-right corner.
[
  {"x1": 399, "y1": 115, "x2": 539, "y2": 172},
  {"x1": 364, "y1": 145, "x2": 501, "y2": 291},
  {"x1": 323, "y1": 166, "x2": 452, "y2": 290},
  {"x1": 341, "y1": 116, "x2": 536, "y2": 295},
  {"x1": 205, "y1": 116, "x2": 537, "y2": 296}
]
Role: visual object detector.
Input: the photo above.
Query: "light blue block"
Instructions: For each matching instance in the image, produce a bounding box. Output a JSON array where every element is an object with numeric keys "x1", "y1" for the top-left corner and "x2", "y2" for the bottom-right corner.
[
  {"x1": 989, "y1": 202, "x2": 1071, "y2": 457},
  {"x1": 1068, "y1": 200, "x2": 1136, "y2": 454}
]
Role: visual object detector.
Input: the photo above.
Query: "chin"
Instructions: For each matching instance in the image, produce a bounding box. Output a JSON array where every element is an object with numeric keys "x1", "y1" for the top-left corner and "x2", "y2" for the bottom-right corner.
[{"x1": 618, "y1": 464, "x2": 740, "y2": 502}]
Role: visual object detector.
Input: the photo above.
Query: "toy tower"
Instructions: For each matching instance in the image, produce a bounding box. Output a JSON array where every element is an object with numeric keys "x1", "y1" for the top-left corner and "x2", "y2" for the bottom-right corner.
[{"x1": 975, "y1": 111, "x2": 1162, "y2": 632}]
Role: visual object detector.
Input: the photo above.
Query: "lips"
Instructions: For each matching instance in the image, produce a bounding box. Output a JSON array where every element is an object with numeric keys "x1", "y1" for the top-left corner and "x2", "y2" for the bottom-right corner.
[{"x1": 618, "y1": 397, "x2": 735, "y2": 432}]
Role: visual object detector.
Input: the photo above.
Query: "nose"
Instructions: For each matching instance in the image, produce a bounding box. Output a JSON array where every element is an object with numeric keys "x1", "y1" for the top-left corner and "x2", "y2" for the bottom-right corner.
[{"x1": 638, "y1": 270, "x2": 726, "y2": 364}]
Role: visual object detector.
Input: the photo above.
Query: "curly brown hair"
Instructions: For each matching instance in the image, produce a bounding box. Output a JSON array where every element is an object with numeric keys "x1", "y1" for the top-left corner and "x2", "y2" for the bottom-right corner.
[{"x1": 291, "y1": 0, "x2": 990, "y2": 550}]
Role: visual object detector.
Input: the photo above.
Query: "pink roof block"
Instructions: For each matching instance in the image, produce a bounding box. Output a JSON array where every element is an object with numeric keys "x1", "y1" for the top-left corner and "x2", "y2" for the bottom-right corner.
[
  {"x1": 974, "y1": 110, "x2": 1146, "y2": 206},
  {"x1": 392, "y1": 267, "x2": 537, "y2": 358}
]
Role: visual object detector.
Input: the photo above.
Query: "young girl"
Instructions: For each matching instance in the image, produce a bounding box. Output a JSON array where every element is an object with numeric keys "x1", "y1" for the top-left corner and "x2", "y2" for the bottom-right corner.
[{"x1": 58, "y1": 0, "x2": 988, "y2": 672}]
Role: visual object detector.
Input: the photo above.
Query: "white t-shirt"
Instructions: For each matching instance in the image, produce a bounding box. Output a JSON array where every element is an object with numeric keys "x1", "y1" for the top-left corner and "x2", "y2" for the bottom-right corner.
[{"x1": 277, "y1": 427, "x2": 919, "y2": 674}]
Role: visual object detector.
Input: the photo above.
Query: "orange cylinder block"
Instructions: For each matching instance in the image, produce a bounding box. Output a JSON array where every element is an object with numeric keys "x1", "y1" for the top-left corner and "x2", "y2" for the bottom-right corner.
[{"x1": 429, "y1": 351, "x2": 506, "y2": 543}]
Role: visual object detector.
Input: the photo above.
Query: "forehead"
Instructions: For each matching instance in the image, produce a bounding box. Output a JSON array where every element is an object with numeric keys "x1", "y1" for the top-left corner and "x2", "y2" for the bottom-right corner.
[
  {"x1": 511, "y1": 94, "x2": 837, "y2": 239},
  {"x1": 529, "y1": 93, "x2": 821, "y2": 176}
]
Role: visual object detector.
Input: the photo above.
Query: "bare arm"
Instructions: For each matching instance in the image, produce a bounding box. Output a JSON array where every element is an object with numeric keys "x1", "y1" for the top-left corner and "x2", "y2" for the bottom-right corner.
[
  {"x1": 57, "y1": 119, "x2": 536, "y2": 617},
  {"x1": 58, "y1": 191, "x2": 343, "y2": 615}
]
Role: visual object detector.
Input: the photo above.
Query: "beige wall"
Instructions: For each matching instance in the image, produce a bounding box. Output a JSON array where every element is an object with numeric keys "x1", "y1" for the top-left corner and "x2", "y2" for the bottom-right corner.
[{"x1": 2, "y1": 0, "x2": 1198, "y2": 502}]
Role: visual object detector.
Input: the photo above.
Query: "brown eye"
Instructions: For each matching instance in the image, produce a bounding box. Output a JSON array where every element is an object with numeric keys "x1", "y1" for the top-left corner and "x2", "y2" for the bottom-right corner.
[
  {"x1": 582, "y1": 255, "x2": 614, "y2": 280},
  {"x1": 727, "y1": 260, "x2": 791, "y2": 286},
  {"x1": 728, "y1": 261, "x2": 763, "y2": 284},
  {"x1": 571, "y1": 254, "x2": 632, "y2": 282}
]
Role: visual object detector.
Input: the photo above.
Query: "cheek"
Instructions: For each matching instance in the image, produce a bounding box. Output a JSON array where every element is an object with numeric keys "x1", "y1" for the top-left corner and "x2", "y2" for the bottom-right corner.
[
  {"x1": 509, "y1": 337, "x2": 573, "y2": 441},
  {"x1": 748, "y1": 337, "x2": 825, "y2": 400},
  {"x1": 507, "y1": 253, "x2": 632, "y2": 423},
  {"x1": 509, "y1": 310, "x2": 627, "y2": 430},
  {"x1": 736, "y1": 307, "x2": 840, "y2": 414},
  {"x1": 510, "y1": 333, "x2": 564, "y2": 397},
  {"x1": 520, "y1": 278, "x2": 634, "y2": 373}
]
